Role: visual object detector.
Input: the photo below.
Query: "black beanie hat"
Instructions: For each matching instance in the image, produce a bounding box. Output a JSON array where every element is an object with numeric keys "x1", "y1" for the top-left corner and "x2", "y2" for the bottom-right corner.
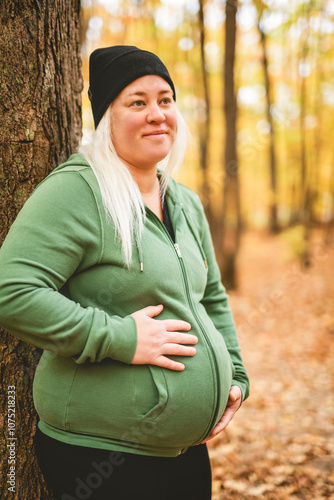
[{"x1": 88, "y1": 45, "x2": 176, "y2": 129}]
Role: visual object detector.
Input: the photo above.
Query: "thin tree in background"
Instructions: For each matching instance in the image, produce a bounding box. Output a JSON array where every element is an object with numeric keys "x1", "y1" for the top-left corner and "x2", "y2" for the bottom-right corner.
[
  {"x1": 0, "y1": 1, "x2": 82, "y2": 498},
  {"x1": 221, "y1": 0, "x2": 241, "y2": 289},
  {"x1": 325, "y1": 150, "x2": 334, "y2": 245},
  {"x1": 198, "y1": 0, "x2": 212, "y2": 221},
  {"x1": 255, "y1": 0, "x2": 279, "y2": 233},
  {"x1": 299, "y1": 1, "x2": 314, "y2": 267},
  {"x1": 308, "y1": 3, "x2": 328, "y2": 245},
  {"x1": 285, "y1": 6, "x2": 304, "y2": 228}
]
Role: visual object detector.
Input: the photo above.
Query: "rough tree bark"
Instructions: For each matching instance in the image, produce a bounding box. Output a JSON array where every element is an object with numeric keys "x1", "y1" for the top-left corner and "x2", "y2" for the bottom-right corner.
[
  {"x1": 221, "y1": 0, "x2": 241, "y2": 290},
  {"x1": 0, "y1": 1, "x2": 82, "y2": 498}
]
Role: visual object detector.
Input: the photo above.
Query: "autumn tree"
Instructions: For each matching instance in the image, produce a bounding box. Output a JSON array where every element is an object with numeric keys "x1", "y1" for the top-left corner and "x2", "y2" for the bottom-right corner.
[
  {"x1": 221, "y1": 0, "x2": 241, "y2": 289},
  {"x1": 0, "y1": 1, "x2": 82, "y2": 498},
  {"x1": 254, "y1": 0, "x2": 279, "y2": 233},
  {"x1": 326, "y1": 153, "x2": 334, "y2": 245},
  {"x1": 298, "y1": 0, "x2": 315, "y2": 267},
  {"x1": 198, "y1": 0, "x2": 212, "y2": 221}
]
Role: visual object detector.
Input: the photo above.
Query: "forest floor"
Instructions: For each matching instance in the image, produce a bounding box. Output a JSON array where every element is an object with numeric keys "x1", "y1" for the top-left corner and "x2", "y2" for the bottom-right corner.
[{"x1": 208, "y1": 230, "x2": 334, "y2": 500}]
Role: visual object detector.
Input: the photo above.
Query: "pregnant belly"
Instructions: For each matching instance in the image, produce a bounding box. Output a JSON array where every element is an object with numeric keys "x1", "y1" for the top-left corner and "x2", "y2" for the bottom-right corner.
[{"x1": 33, "y1": 334, "x2": 233, "y2": 454}]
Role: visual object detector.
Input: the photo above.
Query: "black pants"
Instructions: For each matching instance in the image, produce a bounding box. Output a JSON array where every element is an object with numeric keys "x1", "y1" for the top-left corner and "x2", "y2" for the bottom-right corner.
[{"x1": 35, "y1": 428, "x2": 212, "y2": 500}]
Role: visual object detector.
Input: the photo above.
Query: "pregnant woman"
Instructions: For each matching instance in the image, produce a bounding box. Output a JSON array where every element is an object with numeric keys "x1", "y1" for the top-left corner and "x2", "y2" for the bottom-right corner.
[{"x1": 0, "y1": 46, "x2": 249, "y2": 499}]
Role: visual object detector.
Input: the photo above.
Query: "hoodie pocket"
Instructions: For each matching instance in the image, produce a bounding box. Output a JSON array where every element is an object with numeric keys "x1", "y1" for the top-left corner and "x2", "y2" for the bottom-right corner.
[{"x1": 134, "y1": 365, "x2": 168, "y2": 421}]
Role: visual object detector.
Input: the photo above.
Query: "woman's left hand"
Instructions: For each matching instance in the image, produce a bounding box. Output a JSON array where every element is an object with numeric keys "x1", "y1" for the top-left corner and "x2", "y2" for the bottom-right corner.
[{"x1": 200, "y1": 385, "x2": 242, "y2": 444}]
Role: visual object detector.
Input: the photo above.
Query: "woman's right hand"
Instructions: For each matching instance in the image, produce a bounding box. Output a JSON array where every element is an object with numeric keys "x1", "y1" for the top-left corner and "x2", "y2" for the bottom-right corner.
[{"x1": 131, "y1": 304, "x2": 197, "y2": 371}]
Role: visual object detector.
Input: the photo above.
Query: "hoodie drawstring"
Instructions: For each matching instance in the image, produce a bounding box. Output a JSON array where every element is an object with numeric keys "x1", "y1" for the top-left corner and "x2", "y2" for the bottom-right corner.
[
  {"x1": 136, "y1": 202, "x2": 208, "y2": 273},
  {"x1": 136, "y1": 241, "x2": 144, "y2": 272}
]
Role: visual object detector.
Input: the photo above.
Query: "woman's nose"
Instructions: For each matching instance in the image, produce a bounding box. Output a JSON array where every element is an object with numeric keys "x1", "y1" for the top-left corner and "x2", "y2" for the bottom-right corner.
[{"x1": 147, "y1": 104, "x2": 166, "y2": 123}]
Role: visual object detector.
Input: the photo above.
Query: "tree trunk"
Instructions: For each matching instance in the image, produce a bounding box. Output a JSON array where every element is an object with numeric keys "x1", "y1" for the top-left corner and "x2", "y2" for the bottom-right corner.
[
  {"x1": 325, "y1": 150, "x2": 334, "y2": 246},
  {"x1": 257, "y1": 17, "x2": 279, "y2": 233},
  {"x1": 221, "y1": 0, "x2": 241, "y2": 290},
  {"x1": 299, "y1": 4, "x2": 312, "y2": 268},
  {"x1": 198, "y1": 0, "x2": 212, "y2": 221},
  {"x1": 0, "y1": 1, "x2": 82, "y2": 498}
]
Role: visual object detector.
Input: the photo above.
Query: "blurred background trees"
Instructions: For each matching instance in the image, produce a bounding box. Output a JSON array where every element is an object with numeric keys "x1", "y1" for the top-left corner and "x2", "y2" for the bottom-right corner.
[{"x1": 80, "y1": 0, "x2": 334, "y2": 288}]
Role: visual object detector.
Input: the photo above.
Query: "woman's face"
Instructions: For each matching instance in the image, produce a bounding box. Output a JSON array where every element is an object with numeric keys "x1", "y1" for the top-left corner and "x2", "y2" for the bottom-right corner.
[{"x1": 110, "y1": 75, "x2": 177, "y2": 172}]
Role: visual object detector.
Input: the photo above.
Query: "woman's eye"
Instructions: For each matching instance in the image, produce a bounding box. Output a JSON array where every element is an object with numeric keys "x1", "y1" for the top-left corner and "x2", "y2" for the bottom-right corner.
[
  {"x1": 132, "y1": 100, "x2": 144, "y2": 107},
  {"x1": 161, "y1": 98, "x2": 171, "y2": 105}
]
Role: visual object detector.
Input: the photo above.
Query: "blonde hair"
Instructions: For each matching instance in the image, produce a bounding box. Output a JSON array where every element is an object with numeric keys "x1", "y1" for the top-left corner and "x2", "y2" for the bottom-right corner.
[{"x1": 79, "y1": 105, "x2": 188, "y2": 267}]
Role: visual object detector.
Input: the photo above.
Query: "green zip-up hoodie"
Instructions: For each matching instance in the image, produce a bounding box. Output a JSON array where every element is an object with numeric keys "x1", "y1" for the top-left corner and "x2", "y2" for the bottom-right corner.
[{"x1": 0, "y1": 154, "x2": 249, "y2": 457}]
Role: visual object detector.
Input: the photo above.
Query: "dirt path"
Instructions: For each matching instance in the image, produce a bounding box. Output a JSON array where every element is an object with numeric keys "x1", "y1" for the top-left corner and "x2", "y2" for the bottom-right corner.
[{"x1": 208, "y1": 231, "x2": 334, "y2": 499}]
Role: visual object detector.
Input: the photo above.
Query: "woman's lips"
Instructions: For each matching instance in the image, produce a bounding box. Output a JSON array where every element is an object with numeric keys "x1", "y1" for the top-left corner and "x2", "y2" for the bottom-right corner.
[{"x1": 143, "y1": 130, "x2": 168, "y2": 137}]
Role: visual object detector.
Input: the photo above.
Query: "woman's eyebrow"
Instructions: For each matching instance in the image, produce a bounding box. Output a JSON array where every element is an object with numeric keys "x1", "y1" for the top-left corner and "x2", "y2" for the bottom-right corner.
[{"x1": 126, "y1": 89, "x2": 173, "y2": 98}]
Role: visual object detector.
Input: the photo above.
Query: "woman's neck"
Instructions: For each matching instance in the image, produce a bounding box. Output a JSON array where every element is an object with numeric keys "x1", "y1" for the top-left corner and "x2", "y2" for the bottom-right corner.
[{"x1": 127, "y1": 164, "x2": 163, "y2": 221}]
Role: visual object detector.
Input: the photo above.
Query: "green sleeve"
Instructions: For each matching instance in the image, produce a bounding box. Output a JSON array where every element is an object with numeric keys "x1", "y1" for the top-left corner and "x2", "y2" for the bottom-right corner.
[
  {"x1": 0, "y1": 171, "x2": 137, "y2": 364},
  {"x1": 198, "y1": 203, "x2": 250, "y2": 402}
]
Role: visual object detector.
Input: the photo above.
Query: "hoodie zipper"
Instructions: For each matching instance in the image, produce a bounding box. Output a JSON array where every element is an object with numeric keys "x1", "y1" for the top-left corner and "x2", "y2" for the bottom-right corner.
[
  {"x1": 146, "y1": 207, "x2": 221, "y2": 442},
  {"x1": 173, "y1": 242, "x2": 221, "y2": 441}
]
